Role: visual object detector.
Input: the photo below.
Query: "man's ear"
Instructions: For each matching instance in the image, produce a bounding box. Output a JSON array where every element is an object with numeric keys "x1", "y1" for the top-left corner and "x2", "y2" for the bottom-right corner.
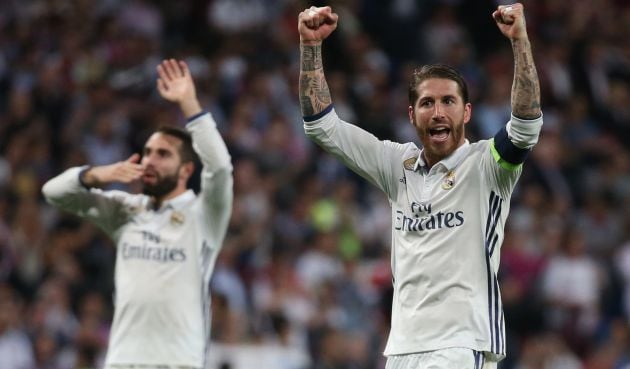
[
  {"x1": 408, "y1": 105, "x2": 414, "y2": 125},
  {"x1": 463, "y1": 102, "x2": 472, "y2": 124},
  {"x1": 180, "y1": 161, "x2": 195, "y2": 181}
]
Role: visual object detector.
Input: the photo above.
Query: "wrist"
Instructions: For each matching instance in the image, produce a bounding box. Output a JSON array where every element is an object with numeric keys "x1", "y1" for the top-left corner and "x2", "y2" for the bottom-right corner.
[
  {"x1": 510, "y1": 33, "x2": 530, "y2": 43},
  {"x1": 79, "y1": 166, "x2": 98, "y2": 188},
  {"x1": 180, "y1": 98, "x2": 202, "y2": 119},
  {"x1": 300, "y1": 39, "x2": 322, "y2": 46}
]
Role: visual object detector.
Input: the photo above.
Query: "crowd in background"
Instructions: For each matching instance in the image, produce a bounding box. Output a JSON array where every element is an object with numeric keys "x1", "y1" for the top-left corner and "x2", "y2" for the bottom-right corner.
[{"x1": 0, "y1": 0, "x2": 628, "y2": 368}]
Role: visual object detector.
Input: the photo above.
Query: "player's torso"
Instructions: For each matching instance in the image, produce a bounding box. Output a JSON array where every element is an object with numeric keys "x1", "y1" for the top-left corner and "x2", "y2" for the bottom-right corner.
[
  {"x1": 385, "y1": 143, "x2": 504, "y2": 354},
  {"x1": 114, "y1": 203, "x2": 203, "y2": 302},
  {"x1": 392, "y1": 146, "x2": 489, "y2": 287},
  {"x1": 106, "y1": 198, "x2": 212, "y2": 365}
]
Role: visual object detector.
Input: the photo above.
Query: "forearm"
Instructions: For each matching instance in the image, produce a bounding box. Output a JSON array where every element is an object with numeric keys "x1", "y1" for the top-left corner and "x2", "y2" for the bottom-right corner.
[
  {"x1": 299, "y1": 43, "x2": 332, "y2": 117},
  {"x1": 80, "y1": 166, "x2": 105, "y2": 188},
  {"x1": 179, "y1": 98, "x2": 202, "y2": 119},
  {"x1": 511, "y1": 37, "x2": 541, "y2": 119},
  {"x1": 186, "y1": 113, "x2": 231, "y2": 172}
]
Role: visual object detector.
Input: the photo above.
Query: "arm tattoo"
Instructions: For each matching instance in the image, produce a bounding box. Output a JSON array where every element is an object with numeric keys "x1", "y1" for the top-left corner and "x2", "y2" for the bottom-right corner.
[
  {"x1": 299, "y1": 44, "x2": 332, "y2": 116},
  {"x1": 511, "y1": 39, "x2": 541, "y2": 119},
  {"x1": 301, "y1": 44, "x2": 323, "y2": 71}
]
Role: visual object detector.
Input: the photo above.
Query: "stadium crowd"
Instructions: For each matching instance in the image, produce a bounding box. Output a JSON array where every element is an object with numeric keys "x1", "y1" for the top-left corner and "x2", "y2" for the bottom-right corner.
[{"x1": 0, "y1": 0, "x2": 628, "y2": 368}]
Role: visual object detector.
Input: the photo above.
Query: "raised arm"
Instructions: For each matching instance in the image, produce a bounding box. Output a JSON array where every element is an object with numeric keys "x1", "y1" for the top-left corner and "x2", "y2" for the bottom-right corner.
[
  {"x1": 493, "y1": 3, "x2": 541, "y2": 119},
  {"x1": 298, "y1": 6, "x2": 338, "y2": 117},
  {"x1": 156, "y1": 59, "x2": 231, "y2": 175},
  {"x1": 157, "y1": 59, "x2": 232, "y2": 237},
  {"x1": 156, "y1": 59, "x2": 202, "y2": 119}
]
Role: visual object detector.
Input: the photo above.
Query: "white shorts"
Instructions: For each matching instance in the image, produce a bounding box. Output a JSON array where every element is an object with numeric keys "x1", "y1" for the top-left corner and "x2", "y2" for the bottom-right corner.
[{"x1": 385, "y1": 348, "x2": 497, "y2": 369}]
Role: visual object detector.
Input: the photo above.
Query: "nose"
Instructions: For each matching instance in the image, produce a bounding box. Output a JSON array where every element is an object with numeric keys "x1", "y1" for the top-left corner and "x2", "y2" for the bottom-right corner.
[
  {"x1": 432, "y1": 103, "x2": 444, "y2": 120},
  {"x1": 141, "y1": 153, "x2": 154, "y2": 167}
]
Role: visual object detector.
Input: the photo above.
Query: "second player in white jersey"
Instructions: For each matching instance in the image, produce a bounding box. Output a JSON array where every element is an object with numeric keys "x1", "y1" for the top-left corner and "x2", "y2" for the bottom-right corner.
[{"x1": 42, "y1": 59, "x2": 233, "y2": 369}]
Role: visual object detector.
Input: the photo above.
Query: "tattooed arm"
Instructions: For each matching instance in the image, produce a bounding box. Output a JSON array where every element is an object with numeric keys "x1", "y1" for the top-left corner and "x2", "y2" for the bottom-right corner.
[
  {"x1": 298, "y1": 6, "x2": 338, "y2": 117},
  {"x1": 493, "y1": 3, "x2": 541, "y2": 119}
]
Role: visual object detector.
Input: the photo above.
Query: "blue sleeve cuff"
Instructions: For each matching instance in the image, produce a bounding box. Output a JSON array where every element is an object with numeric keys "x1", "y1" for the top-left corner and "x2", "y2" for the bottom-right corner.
[
  {"x1": 187, "y1": 111, "x2": 208, "y2": 122},
  {"x1": 303, "y1": 104, "x2": 333, "y2": 122},
  {"x1": 78, "y1": 166, "x2": 93, "y2": 189}
]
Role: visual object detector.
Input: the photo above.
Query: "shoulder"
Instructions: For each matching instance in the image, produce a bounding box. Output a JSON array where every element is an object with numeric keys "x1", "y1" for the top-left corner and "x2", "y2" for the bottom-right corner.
[
  {"x1": 469, "y1": 139, "x2": 491, "y2": 153},
  {"x1": 384, "y1": 140, "x2": 419, "y2": 155},
  {"x1": 97, "y1": 189, "x2": 149, "y2": 212}
]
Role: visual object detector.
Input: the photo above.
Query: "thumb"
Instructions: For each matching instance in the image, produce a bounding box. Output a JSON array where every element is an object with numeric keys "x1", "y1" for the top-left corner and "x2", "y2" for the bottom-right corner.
[{"x1": 126, "y1": 153, "x2": 141, "y2": 163}]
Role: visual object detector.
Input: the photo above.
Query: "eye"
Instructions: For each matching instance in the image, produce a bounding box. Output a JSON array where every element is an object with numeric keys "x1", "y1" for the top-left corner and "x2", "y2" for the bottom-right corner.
[
  {"x1": 420, "y1": 99, "x2": 433, "y2": 107},
  {"x1": 157, "y1": 149, "x2": 171, "y2": 158},
  {"x1": 444, "y1": 97, "x2": 455, "y2": 105}
]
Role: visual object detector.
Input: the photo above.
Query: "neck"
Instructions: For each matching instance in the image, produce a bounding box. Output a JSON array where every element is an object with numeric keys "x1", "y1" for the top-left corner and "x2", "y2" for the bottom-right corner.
[
  {"x1": 422, "y1": 152, "x2": 441, "y2": 169},
  {"x1": 153, "y1": 187, "x2": 187, "y2": 209}
]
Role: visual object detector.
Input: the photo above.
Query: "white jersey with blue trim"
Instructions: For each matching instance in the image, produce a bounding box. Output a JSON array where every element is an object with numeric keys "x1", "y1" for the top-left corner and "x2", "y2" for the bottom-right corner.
[
  {"x1": 304, "y1": 107, "x2": 541, "y2": 360},
  {"x1": 42, "y1": 113, "x2": 233, "y2": 368}
]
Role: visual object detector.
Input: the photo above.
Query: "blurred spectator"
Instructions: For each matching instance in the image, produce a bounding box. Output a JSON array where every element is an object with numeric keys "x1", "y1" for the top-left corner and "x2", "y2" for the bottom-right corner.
[
  {"x1": 541, "y1": 229, "x2": 602, "y2": 356},
  {"x1": 0, "y1": 284, "x2": 34, "y2": 369}
]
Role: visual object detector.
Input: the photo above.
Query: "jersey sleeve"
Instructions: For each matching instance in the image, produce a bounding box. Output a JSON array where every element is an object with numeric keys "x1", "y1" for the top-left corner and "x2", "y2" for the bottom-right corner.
[
  {"x1": 304, "y1": 106, "x2": 405, "y2": 199},
  {"x1": 185, "y1": 112, "x2": 233, "y2": 249},
  {"x1": 41, "y1": 166, "x2": 132, "y2": 236},
  {"x1": 483, "y1": 113, "x2": 543, "y2": 197}
]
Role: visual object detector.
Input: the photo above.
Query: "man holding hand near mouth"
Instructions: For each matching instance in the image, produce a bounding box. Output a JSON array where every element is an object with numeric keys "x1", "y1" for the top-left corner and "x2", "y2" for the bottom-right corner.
[{"x1": 43, "y1": 59, "x2": 233, "y2": 369}]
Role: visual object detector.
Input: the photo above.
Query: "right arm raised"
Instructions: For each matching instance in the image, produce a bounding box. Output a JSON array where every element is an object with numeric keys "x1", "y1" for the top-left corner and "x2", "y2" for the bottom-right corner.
[
  {"x1": 298, "y1": 7, "x2": 405, "y2": 198},
  {"x1": 298, "y1": 6, "x2": 338, "y2": 117}
]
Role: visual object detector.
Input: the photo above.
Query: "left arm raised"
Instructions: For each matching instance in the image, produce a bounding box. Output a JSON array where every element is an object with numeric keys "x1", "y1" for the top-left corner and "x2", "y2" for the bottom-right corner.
[
  {"x1": 157, "y1": 59, "x2": 233, "y2": 239},
  {"x1": 493, "y1": 3, "x2": 541, "y2": 119}
]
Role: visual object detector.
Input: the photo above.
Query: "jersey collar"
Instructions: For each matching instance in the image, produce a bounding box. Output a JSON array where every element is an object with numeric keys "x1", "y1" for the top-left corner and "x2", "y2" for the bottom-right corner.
[
  {"x1": 148, "y1": 189, "x2": 196, "y2": 211},
  {"x1": 414, "y1": 140, "x2": 471, "y2": 171}
]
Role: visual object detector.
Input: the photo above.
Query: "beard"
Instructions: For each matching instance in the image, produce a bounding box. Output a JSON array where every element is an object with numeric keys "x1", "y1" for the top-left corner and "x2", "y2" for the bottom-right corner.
[{"x1": 142, "y1": 171, "x2": 179, "y2": 199}]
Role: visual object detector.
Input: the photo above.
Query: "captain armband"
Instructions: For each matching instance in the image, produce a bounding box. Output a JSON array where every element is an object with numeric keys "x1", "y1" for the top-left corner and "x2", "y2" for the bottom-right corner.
[{"x1": 490, "y1": 127, "x2": 530, "y2": 171}]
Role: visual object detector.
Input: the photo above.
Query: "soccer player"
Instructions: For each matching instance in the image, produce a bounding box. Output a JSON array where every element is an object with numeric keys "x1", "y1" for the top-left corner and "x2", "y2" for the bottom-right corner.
[
  {"x1": 298, "y1": 3, "x2": 541, "y2": 369},
  {"x1": 42, "y1": 59, "x2": 233, "y2": 369}
]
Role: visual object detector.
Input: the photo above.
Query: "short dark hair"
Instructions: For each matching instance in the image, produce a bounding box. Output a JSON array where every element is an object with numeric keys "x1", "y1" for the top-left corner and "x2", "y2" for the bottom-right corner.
[
  {"x1": 408, "y1": 64, "x2": 469, "y2": 106},
  {"x1": 155, "y1": 125, "x2": 198, "y2": 164}
]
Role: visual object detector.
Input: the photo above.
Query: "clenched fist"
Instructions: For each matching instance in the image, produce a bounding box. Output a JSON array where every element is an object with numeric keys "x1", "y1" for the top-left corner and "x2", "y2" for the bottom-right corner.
[
  {"x1": 492, "y1": 3, "x2": 528, "y2": 40},
  {"x1": 298, "y1": 6, "x2": 339, "y2": 45}
]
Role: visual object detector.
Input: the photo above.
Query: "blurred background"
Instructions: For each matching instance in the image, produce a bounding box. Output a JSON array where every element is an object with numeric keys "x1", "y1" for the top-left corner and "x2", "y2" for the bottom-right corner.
[{"x1": 0, "y1": 0, "x2": 628, "y2": 368}]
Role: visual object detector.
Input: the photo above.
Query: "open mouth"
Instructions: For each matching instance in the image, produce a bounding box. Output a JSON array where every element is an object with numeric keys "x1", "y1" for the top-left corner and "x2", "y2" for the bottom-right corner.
[
  {"x1": 142, "y1": 170, "x2": 158, "y2": 182},
  {"x1": 429, "y1": 127, "x2": 451, "y2": 142}
]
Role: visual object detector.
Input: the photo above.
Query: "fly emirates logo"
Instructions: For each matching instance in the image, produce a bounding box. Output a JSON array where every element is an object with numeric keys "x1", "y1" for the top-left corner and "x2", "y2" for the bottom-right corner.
[
  {"x1": 394, "y1": 202, "x2": 464, "y2": 232},
  {"x1": 121, "y1": 230, "x2": 186, "y2": 263}
]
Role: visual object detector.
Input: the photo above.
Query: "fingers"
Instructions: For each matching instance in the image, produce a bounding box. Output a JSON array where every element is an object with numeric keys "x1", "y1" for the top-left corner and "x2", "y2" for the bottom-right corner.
[
  {"x1": 119, "y1": 159, "x2": 144, "y2": 182},
  {"x1": 157, "y1": 59, "x2": 185, "y2": 83},
  {"x1": 157, "y1": 78, "x2": 167, "y2": 93},
  {"x1": 300, "y1": 6, "x2": 336, "y2": 29},
  {"x1": 494, "y1": 3, "x2": 523, "y2": 24},
  {"x1": 178, "y1": 60, "x2": 190, "y2": 78},
  {"x1": 126, "y1": 153, "x2": 141, "y2": 163}
]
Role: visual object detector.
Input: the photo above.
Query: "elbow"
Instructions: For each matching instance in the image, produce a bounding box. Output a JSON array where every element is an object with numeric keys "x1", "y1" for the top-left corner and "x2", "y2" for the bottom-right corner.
[{"x1": 41, "y1": 179, "x2": 59, "y2": 205}]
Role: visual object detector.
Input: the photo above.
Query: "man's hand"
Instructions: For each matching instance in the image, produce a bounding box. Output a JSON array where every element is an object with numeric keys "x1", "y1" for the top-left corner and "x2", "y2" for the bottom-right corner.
[
  {"x1": 298, "y1": 6, "x2": 338, "y2": 45},
  {"x1": 492, "y1": 3, "x2": 528, "y2": 40},
  {"x1": 157, "y1": 59, "x2": 202, "y2": 118},
  {"x1": 81, "y1": 154, "x2": 144, "y2": 188}
]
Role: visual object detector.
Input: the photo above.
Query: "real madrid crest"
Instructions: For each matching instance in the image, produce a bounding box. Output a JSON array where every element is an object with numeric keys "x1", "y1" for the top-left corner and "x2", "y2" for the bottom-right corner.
[
  {"x1": 170, "y1": 211, "x2": 185, "y2": 226},
  {"x1": 403, "y1": 156, "x2": 418, "y2": 171},
  {"x1": 442, "y1": 170, "x2": 456, "y2": 190}
]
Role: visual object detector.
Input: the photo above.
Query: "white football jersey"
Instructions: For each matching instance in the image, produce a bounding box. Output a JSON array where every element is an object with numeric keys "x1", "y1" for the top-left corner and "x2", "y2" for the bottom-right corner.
[
  {"x1": 304, "y1": 107, "x2": 542, "y2": 360},
  {"x1": 42, "y1": 113, "x2": 233, "y2": 368}
]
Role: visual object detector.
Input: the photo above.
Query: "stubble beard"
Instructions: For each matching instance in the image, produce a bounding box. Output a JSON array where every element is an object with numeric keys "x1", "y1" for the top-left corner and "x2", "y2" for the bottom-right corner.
[{"x1": 142, "y1": 172, "x2": 179, "y2": 199}]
